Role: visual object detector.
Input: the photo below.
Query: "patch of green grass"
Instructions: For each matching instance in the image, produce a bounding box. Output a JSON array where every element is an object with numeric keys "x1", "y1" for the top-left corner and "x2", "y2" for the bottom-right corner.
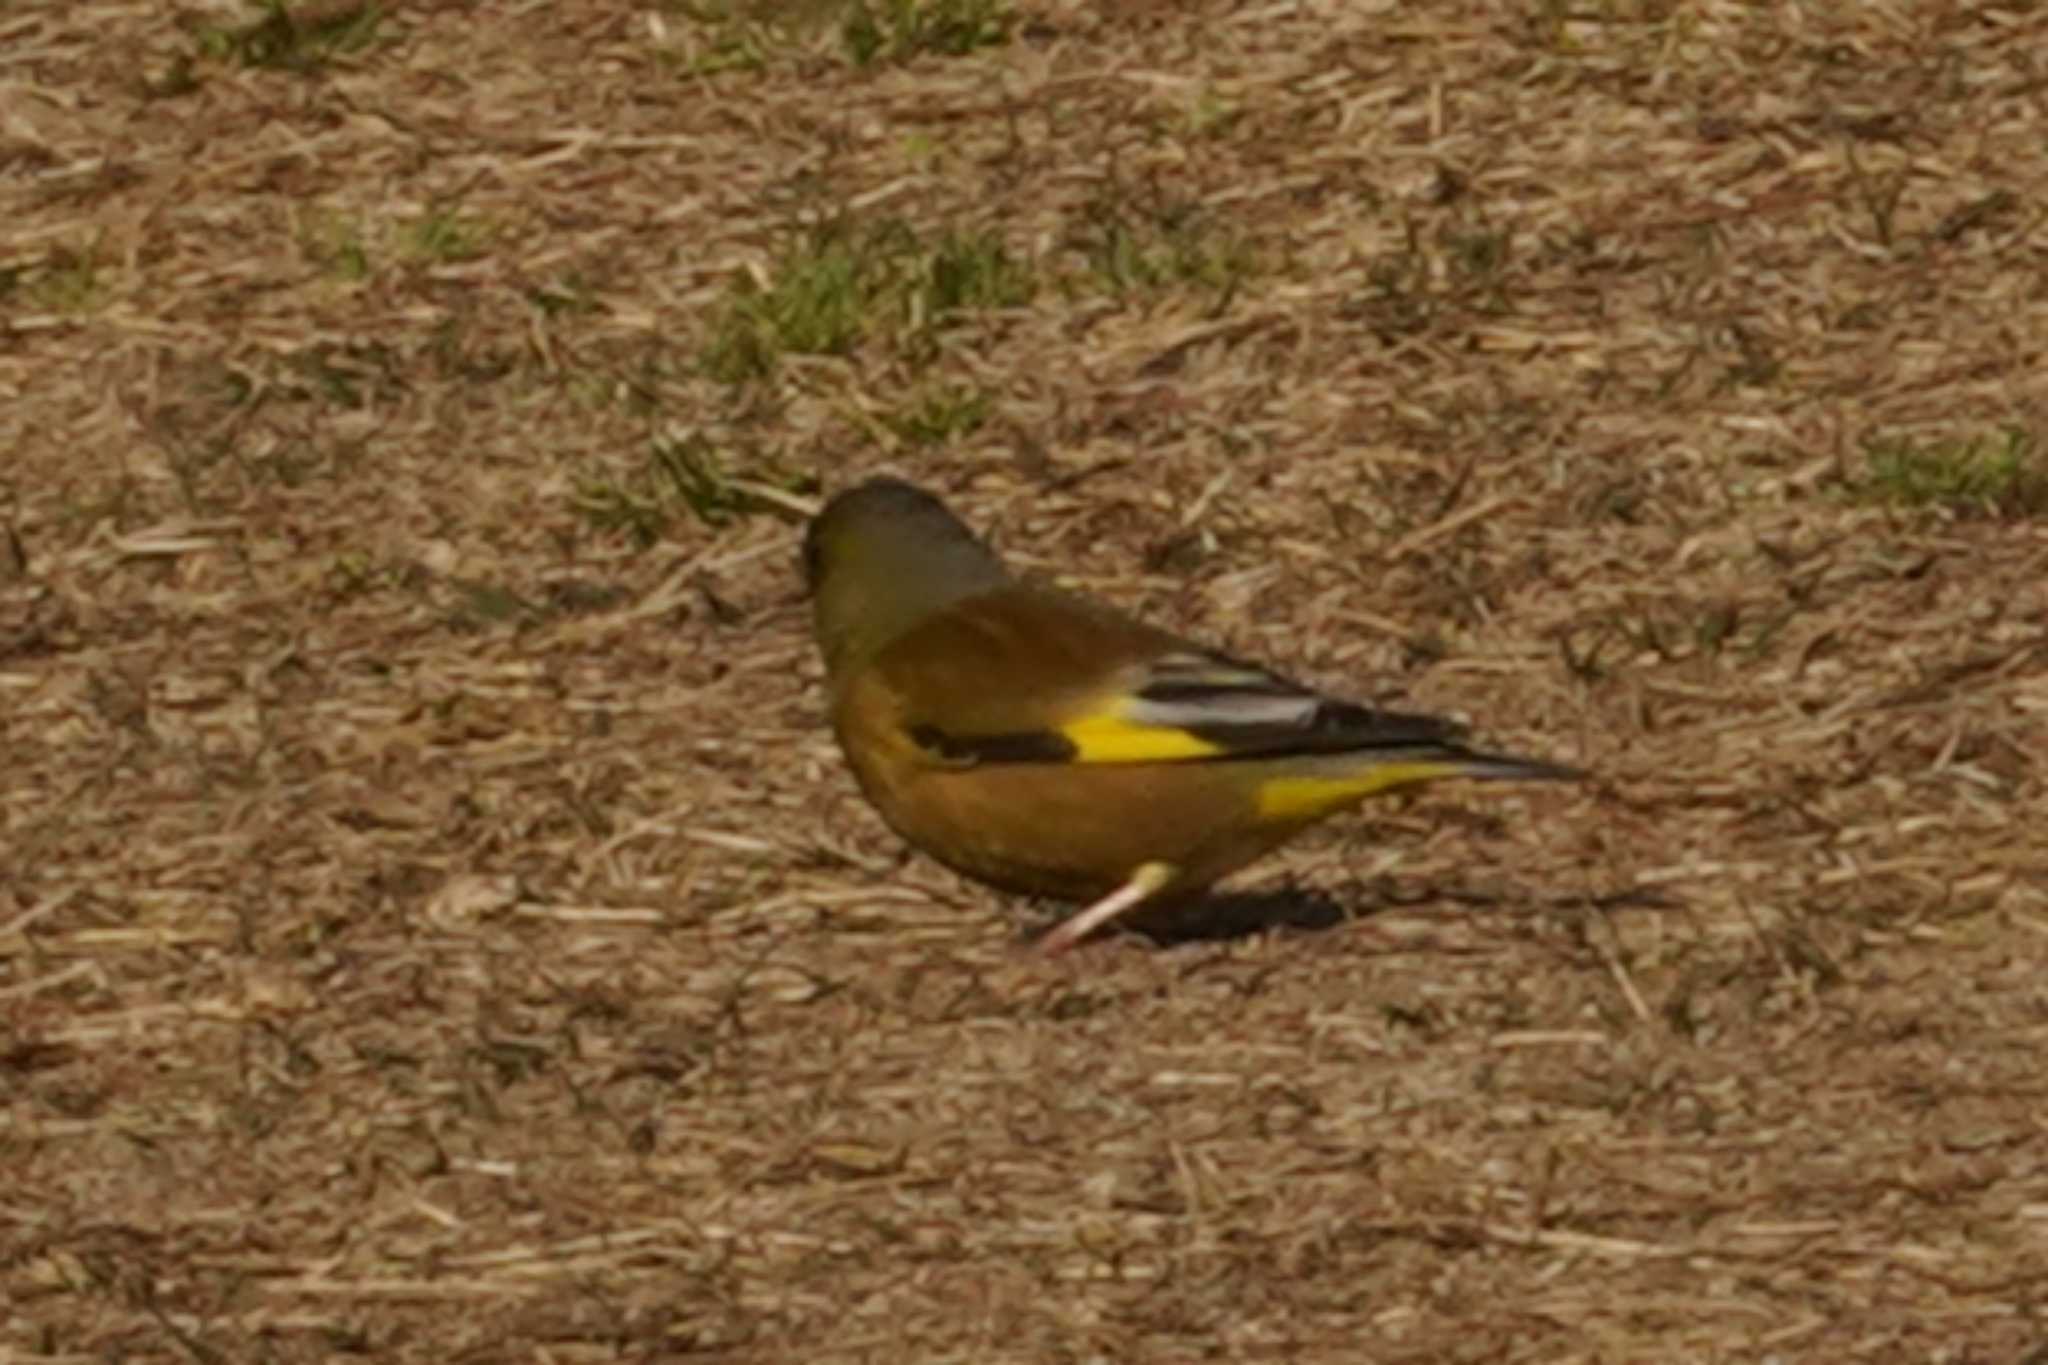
[
  {"x1": 1180, "y1": 87, "x2": 1242, "y2": 139},
  {"x1": 1431, "y1": 223, "x2": 1519, "y2": 314},
  {"x1": 1859, "y1": 431, "x2": 2045, "y2": 517},
  {"x1": 1070, "y1": 195, "x2": 1258, "y2": 303},
  {"x1": 446, "y1": 579, "x2": 547, "y2": 632},
  {"x1": 920, "y1": 228, "x2": 1036, "y2": 316},
  {"x1": 880, "y1": 384, "x2": 991, "y2": 446},
  {"x1": 404, "y1": 208, "x2": 489, "y2": 264},
  {"x1": 293, "y1": 206, "x2": 486, "y2": 277},
  {"x1": 704, "y1": 222, "x2": 905, "y2": 381},
  {"x1": 575, "y1": 435, "x2": 810, "y2": 545},
  {"x1": 664, "y1": 0, "x2": 788, "y2": 74},
  {"x1": 22, "y1": 245, "x2": 103, "y2": 315},
  {"x1": 1844, "y1": 146, "x2": 1909, "y2": 251},
  {"x1": 1444, "y1": 227, "x2": 1509, "y2": 284},
  {"x1": 325, "y1": 551, "x2": 387, "y2": 599},
  {"x1": 663, "y1": 0, "x2": 1005, "y2": 72},
  {"x1": 300, "y1": 212, "x2": 371, "y2": 280},
  {"x1": 842, "y1": 0, "x2": 1010, "y2": 66},
  {"x1": 703, "y1": 218, "x2": 1034, "y2": 382},
  {"x1": 194, "y1": 1, "x2": 383, "y2": 74},
  {"x1": 648, "y1": 435, "x2": 757, "y2": 528}
]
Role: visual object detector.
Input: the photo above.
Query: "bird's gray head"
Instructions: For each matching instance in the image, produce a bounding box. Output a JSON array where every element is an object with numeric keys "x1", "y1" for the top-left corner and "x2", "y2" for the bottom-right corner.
[{"x1": 803, "y1": 477, "x2": 1009, "y2": 677}]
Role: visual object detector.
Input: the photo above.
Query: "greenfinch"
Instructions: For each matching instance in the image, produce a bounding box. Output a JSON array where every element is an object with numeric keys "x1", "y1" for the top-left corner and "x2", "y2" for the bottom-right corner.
[{"x1": 804, "y1": 477, "x2": 1581, "y2": 952}]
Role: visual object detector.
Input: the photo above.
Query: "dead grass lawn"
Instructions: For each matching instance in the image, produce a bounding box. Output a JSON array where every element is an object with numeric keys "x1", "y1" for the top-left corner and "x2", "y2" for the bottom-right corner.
[{"x1": 5, "y1": 1, "x2": 2048, "y2": 1359}]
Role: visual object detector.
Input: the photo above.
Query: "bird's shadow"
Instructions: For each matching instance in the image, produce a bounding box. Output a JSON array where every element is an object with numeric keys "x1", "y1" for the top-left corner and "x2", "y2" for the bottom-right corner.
[
  {"x1": 1129, "y1": 888, "x2": 1350, "y2": 945},
  {"x1": 1095, "y1": 881, "x2": 1678, "y2": 949}
]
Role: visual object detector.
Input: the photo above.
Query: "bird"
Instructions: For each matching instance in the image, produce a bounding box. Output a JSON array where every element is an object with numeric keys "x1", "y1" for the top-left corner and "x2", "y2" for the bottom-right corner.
[{"x1": 803, "y1": 476, "x2": 1582, "y2": 952}]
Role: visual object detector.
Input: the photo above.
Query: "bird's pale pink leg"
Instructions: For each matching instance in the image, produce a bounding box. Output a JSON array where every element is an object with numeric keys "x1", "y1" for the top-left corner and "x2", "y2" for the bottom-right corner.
[{"x1": 1040, "y1": 862, "x2": 1177, "y2": 954}]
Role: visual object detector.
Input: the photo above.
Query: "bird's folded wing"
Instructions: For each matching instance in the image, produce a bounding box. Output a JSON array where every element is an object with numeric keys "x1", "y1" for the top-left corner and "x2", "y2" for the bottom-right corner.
[{"x1": 909, "y1": 647, "x2": 1468, "y2": 768}]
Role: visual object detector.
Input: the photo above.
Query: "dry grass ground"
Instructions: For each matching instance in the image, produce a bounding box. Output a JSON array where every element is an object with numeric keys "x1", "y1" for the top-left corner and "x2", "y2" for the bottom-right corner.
[{"x1": 6, "y1": 0, "x2": 2048, "y2": 1359}]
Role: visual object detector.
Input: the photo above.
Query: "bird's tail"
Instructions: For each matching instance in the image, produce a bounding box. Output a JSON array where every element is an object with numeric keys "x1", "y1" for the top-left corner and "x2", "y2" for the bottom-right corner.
[
  {"x1": 1252, "y1": 745, "x2": 1583, "y2": 821},
  {"x1": 1451, "y1": 750, "x2": 1586, "y2": 783}
]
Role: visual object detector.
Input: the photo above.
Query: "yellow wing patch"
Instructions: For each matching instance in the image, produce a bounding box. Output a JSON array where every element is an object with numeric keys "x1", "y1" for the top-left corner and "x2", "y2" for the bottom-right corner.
[
  {"x1": 1254, "y1": 762, "x2": 1468, "y2": 822},
  {"x1": 1057, "y1": 709, "x2": 1226, "y2": 763}
]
